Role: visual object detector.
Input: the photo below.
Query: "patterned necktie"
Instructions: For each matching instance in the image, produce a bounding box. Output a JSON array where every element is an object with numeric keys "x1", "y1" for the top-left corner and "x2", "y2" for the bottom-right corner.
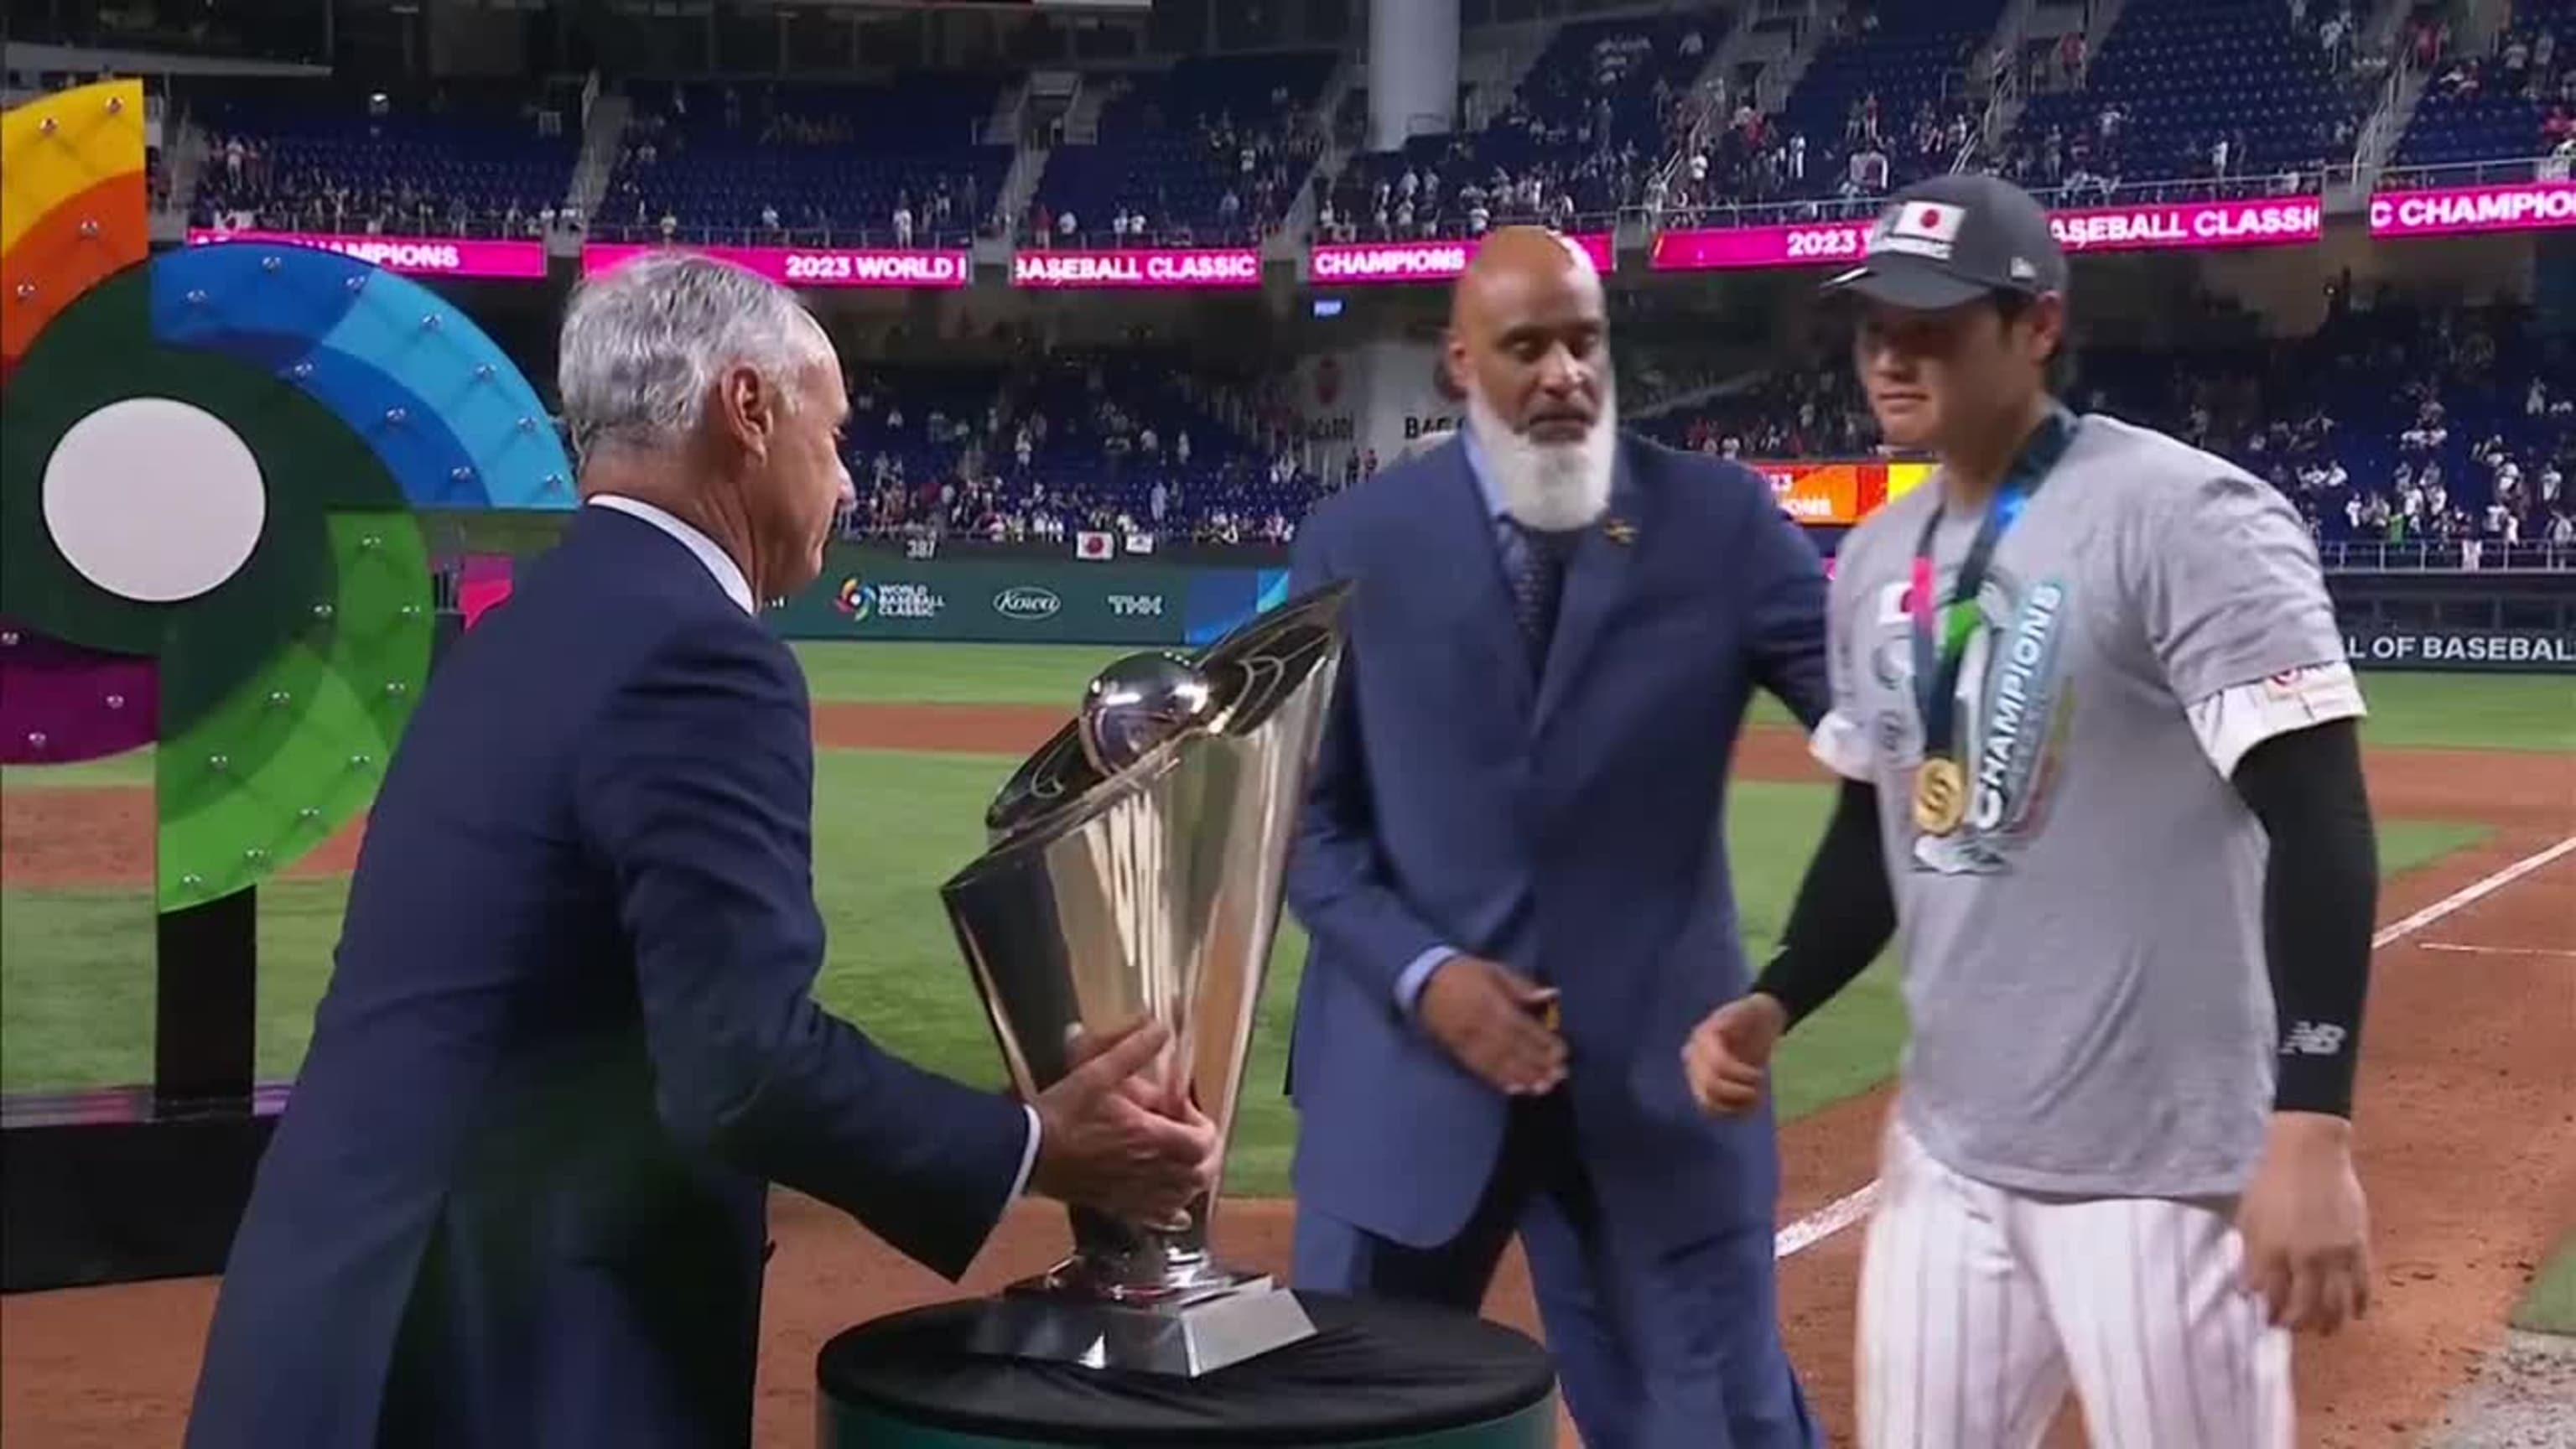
[{"x1": 1504, "y1": 521, "x2": 1575, "y2": 668}]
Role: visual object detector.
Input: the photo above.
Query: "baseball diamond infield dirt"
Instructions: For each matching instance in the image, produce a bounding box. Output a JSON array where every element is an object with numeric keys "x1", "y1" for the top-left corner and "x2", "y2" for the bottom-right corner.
[{"x1": 1, "y1": 705, "x2": 2568, "y2": 1448}]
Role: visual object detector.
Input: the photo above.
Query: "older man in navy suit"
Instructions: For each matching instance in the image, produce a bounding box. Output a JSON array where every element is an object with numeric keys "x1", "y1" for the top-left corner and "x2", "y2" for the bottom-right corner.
[
  {"x1": 1282, "y1": 227, "x2": 1831, "y2": 1449},
  {"x1": 183, "y1": 253, "x2": 1220, "y2": 1449}
]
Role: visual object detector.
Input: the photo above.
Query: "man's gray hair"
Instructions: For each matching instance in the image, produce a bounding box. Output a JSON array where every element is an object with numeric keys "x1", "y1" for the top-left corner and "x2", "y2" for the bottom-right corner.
[{"x1": 556, "y1": 251, "x2": 835, "y2": 464}]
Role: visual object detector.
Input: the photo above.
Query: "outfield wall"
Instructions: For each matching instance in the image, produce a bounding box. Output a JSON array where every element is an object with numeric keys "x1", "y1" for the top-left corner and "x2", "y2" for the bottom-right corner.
[
  {"x1": 770, "y1": 545, "x2": 1295, "y2": 647},
  {"x1": 2339, "y1": 625, "x2": 2576, "y2": 673},
  {"x1": 2329, "y1": 570, "x2": 2576, "y2": 674},
  {"x1": 763, "y1": 547, "x2": 2576, "y2": 673}
]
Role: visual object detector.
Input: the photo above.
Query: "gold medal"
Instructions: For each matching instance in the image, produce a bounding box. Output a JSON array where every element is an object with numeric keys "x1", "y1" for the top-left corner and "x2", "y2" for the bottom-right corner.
[{"x1": 1912, "y1": 756, "x2": 1967, "y2": 836}]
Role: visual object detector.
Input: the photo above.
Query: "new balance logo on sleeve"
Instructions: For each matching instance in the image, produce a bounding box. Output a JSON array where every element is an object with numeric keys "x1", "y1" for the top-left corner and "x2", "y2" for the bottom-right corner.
[{"x1": 2282, "y1": 1021, "x2": 2350, "y2": 1057}]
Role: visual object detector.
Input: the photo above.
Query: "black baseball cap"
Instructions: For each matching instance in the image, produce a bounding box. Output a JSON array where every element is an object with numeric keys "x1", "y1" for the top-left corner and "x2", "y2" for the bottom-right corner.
[{"x1": 1820, "y1": 173, "x2": 2069, "y2": 310}]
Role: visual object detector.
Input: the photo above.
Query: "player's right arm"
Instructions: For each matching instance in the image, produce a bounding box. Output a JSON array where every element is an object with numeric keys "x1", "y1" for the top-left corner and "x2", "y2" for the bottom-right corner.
[
  {"x1": 2138, "y1": 465, "x2": 2378, "y2": 1334},
  {"x1": 1687, "y1": 547, "x2": 1900, "y2": 1116}
]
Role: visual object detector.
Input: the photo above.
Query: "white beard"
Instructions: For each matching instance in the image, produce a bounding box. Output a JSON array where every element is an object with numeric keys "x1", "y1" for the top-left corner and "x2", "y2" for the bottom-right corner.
[{"x1": 1468, "y1": 382, "x2": 1617, "y2": 533}]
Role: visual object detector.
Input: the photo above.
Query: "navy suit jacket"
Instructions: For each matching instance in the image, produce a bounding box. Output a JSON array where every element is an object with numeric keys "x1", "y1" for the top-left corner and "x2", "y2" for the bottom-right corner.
[
  {"x1": 184, "y1": 503, "x2": 1033, "y2": 1449},
  {"x1": 1283, "y1": 431, "x2": 1831, "y2": 1253}
]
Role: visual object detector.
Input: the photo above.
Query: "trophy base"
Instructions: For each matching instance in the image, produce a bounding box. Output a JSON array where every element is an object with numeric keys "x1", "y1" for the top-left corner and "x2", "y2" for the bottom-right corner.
[{"x1": 961, "y1": 1270, "x2": 1317, "y2": 1379}]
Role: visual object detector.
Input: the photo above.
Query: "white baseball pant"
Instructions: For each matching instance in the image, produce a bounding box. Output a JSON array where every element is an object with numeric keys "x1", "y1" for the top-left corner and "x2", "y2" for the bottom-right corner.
[{"x1": 1856, "y1": 1120, "x2": 2294, "y2": 1449}]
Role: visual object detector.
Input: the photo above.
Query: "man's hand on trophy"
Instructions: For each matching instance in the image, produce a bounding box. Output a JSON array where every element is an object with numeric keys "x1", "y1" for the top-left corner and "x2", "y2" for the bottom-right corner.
[
  {"x1": 1028, "y1": 1018, "x2": 1223, "y2": 1223},
  {"x1": 1059, "y1": 1017, "x2": 1189, "y2": 1116},
  {"x1": 1418, "y1": 957, "x2": 1567, "y2": 1097}
]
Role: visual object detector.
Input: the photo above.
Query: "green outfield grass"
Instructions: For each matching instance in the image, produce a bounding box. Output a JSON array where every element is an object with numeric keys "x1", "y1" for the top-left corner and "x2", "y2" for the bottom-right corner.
[
  {"x1": 791, "y1": 641, "x2": 1132, "y2": 707},
  {"x1": 6, "y1": 658, "x2": 2564, "y2": 781},
  {"x1": 783, "y1": 647, "x2": 2576, "y2": 753},
  {"x1": 2340, "y1": 673, "x2": 2576, "y2": 753},
  {"x1": 0, "y1": 653, "x2": 2552, "y2": 1196},
  {"x1": 2511, "y1": 1233, "x2": 2576, "y2": 1337}
]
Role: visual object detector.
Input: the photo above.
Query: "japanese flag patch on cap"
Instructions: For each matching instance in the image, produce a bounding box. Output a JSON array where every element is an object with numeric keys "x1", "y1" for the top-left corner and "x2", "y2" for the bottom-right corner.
[
  {"x1": 1822, "y1": 173, "x2": 2070, "y2": 311},
  {"x1": 1874, "y1": 200, "x2": 1969, "y2": 259}
]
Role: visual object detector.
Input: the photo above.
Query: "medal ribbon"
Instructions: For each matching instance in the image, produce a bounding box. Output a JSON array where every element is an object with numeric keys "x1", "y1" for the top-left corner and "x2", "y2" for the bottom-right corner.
[{"x1": 1909, "y1": 407, "x2": 2079, "y2": 761}]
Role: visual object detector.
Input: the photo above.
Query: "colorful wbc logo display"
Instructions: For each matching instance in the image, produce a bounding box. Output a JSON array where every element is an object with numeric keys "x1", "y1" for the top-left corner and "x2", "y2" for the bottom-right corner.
[{"x1": 0, "y1": 79, "x2": 575, "y2": 912}]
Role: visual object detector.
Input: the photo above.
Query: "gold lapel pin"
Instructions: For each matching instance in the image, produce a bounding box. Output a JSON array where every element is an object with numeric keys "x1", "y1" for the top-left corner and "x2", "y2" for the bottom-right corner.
[{"x1": 1603, "y1": 517, "x2": 1638, "y2": 546}]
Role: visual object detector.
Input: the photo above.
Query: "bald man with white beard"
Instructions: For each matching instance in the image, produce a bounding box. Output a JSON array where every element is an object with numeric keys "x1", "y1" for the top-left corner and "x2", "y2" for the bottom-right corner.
[{"x1": 1279, "y1": 228, "x2": 1834, "y2": 1449}]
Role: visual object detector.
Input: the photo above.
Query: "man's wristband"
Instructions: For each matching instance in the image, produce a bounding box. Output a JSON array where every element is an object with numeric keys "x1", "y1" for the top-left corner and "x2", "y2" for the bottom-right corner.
[{"x1": 1748, "y1": 954, "x2": 1836, "y2": 1031}]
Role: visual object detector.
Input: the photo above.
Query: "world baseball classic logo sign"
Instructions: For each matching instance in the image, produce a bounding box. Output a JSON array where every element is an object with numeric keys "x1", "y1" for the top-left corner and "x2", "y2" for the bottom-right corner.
[{"x1": 2343, "y1": 626, "x2": 2576, "y2": 673}]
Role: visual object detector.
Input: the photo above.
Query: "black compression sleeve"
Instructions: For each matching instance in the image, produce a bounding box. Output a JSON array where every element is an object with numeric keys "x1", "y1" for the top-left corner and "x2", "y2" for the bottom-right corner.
[
  {"x1": 2231, "y1": 717, "x2": 2378, "y2": 1119},
  {"x1": 1749, "y1": 778, "x2": 1897, "y2": 1029}
]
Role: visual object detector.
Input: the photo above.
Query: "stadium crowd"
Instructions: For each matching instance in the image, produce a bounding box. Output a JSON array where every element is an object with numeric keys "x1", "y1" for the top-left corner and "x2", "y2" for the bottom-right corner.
[
  {"x1": 1977, "y1": 4, "x2": 2380, "y2": 204},
  {"x1": 1643, "y1": 289, "x2": 2576, "y2": 551},
  {"x1": 1319, "y1": 13, "x2": 1717, "y2": 240},
  {"x1": 814, "y1": 279, "x2": 2572, "y2": 554},
  {"x1": 186, "y1": 80, "x2": 585, "y2": 239},
  {"x1": 1024, "y1": 54, "x2": 1333, "y2": 249},
  {"x1": 598, "y1": 79, "x2": 1005, "y2": 247},
  {"x1": 1656, "y1": 2, "x2": 1997, "y2": 226},
  {"x1": 139, "y1": 0, "x2": 2571, "y2": 245},
  {"x1": 833, "y1": 348, "x2": 1309, "y2": 551},
  {"x1": 2404, "y1": 0, "x2": 2576, "y2": 173},
  {"x1": 49, "y1": 0, "x2": 2562, "y2": 555},
  {"x1": 2251, "y1": 293, "x2": 2574, "y2": 547}
]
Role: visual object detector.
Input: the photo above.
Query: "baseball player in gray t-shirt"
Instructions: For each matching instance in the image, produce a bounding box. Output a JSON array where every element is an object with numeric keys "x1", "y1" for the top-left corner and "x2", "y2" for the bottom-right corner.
[{"x1": 1684, "y1": 174, "x2": 2382, "y2": 1447}]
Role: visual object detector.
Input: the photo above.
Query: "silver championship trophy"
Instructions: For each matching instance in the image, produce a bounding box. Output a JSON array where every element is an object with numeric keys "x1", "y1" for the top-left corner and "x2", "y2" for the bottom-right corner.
[{"x1": 938, "y1": 581, "x2": 1354, "y2": 1378}]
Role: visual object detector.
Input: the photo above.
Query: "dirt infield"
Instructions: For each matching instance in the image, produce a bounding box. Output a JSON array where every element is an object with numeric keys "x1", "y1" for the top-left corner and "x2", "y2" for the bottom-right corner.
[
  {"x1": 1, "y1": 704, "x2": 2568, "y2": 1448},
  {"x1": 0, "y1": 788, "x2": 366, "y2": 891}
]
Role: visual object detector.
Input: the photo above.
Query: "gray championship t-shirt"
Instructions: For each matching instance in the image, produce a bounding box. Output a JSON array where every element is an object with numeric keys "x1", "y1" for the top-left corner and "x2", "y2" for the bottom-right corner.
[{"x1": 1814, "y1": 413, "x2": 2367, "y2": 1200}]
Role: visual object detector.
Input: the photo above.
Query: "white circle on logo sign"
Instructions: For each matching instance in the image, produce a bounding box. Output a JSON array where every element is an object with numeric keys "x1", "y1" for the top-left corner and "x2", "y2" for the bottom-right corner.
[{"x1": 43, "y1": 397, "x2": 268, "y2": 603}]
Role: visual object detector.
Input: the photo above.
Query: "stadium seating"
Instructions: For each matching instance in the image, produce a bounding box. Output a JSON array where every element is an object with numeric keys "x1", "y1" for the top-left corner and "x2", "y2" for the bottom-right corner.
[
  {"x1": 841, "y1": 355, "x2": 1301, "y2": 543},
  {"x1": 2072, "y1": 299, "x2": 2572, "y2": 544},
  {"x1": 841, "y1": 362, "x2": 1009, "y2": 513},
  {"x1": 4, "y1": 3, "x2": 322, "y2": 65},
  {"x1": 1018, "y1": 352, "x2": 1304, "y2": 527},
  {"x1": 602, "y1": 77, "x2": 1011, "y2": 245},
  {"x1": 1320, "y1": 11, "x2": 1727, "y2": 240},
  {"x1": 1632, "y1": 288, "x2": 2573, "y2": 553},
  {"x1": 1768, "y1": 0, "x2": 2003, "y2": 201},
  {"x1": 1028, "y1": 52, "x2": 1335, "y2": 247},
  {"x1": 2012, "y1": 0, "x2": 2358, "y2": 187},
  {"x1": 1633, "y1": 369, "x2": 1878, "y2": 461},
  {"x1": 186, "y1": 80, "x2": 583, "y2": 237},
  {"x1": 841, "y1": 285, "x2": 2570, "y2": 547},
  {"x1": 129, "y1": 18, "x2": 2575, "y2": 553},
  {"x1": 2392, "y1": 0, "x2": 2576, "y2": 178}
]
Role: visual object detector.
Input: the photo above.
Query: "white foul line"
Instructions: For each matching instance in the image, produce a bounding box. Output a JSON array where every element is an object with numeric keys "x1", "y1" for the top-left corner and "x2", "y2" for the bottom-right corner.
[
  {"x1": 2368, "y1": 834, "x2": 2576, "y2": 948},
  {"x1": 2419, "y1": 942, "x2": 2576, "y2": 960},
  {"x1": 1773, "y1": 833, "x2": 2576, "y2": 1261},
  {"x1": 1773, "y1": 1179, "x2": 1879, "y2": 1257}
]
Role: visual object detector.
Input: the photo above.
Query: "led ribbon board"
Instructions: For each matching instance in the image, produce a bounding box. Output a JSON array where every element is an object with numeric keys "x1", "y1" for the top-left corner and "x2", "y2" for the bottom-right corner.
[{"x1": 0, "y1": 79, "x2": 574, "y2": 911}]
